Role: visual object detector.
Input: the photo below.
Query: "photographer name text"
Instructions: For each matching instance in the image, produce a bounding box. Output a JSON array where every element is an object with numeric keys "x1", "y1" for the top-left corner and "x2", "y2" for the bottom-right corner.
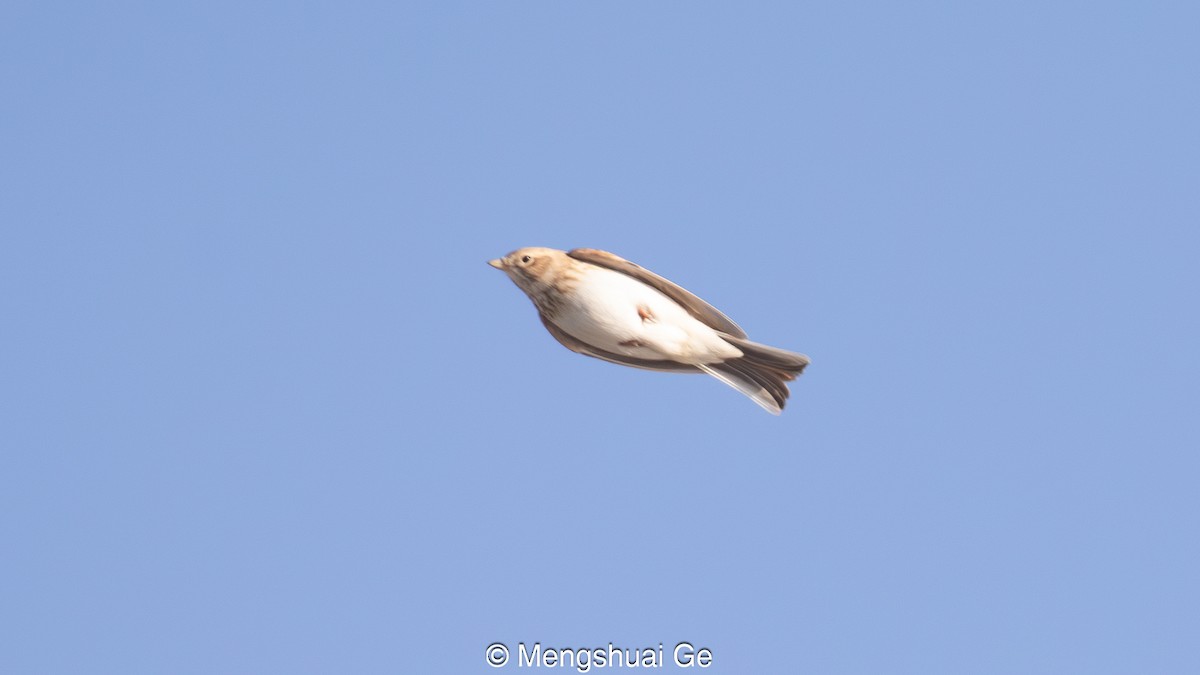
[{"x1": 485, "y1": 642, "x2": 712, "y2": 670}]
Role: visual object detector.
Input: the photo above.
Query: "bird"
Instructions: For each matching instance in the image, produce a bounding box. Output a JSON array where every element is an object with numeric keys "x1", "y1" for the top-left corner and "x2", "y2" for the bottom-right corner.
[{"x1": 488, "y1": 247, "x2": 810, "y2": 414}]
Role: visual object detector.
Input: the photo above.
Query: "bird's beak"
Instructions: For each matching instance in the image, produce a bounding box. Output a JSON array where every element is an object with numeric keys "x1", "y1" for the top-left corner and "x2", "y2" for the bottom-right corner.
[{"x1": 487, "y1": 258, "x2": 505, "y2": 269}]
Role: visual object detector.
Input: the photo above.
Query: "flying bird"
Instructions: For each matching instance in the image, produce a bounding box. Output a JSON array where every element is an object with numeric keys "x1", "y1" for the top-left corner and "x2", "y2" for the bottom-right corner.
[{"x1": 488, "y1": 247, "x2": 810, "y2": 414}]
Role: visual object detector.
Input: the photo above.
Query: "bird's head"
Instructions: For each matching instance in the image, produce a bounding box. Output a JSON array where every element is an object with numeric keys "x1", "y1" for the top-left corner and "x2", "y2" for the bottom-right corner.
[{"x1": 488, "y1": 247, "x2": 573, "y2": 296}]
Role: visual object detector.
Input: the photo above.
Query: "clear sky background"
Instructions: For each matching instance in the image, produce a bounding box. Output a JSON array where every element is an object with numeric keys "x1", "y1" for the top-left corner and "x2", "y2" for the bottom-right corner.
[{"x1": 2, "y1": 2, "x2": 1198, "y2": 674}]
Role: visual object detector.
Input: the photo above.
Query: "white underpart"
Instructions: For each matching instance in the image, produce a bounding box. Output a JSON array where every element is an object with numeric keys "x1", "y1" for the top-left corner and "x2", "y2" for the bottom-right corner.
[{"x1": 555, "y1": 266, "x2": 743, "y2": 364}]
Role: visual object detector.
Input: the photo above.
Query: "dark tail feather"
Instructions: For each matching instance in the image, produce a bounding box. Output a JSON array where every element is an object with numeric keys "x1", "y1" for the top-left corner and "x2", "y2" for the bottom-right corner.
[
  {"x1": 721, "y1": 334, "x2": 811, "y2": 374},
  {"x1": 713, "y1": 335, "x2": 810, "y2": 412},
  {"x1": 720, "y1": 359, "x2": 789, "y2": 410}
]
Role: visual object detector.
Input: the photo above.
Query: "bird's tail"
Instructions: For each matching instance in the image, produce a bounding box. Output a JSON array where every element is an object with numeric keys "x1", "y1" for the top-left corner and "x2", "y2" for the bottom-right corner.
[{"x1": 699, "y1": 336, "x2": 810, "y2": 415}]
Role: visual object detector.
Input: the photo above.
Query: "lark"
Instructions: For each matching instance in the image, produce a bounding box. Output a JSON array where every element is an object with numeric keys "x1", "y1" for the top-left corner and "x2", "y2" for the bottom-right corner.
[{"x1": 489, "y1": 247, "x2": 810, "y2": 414}]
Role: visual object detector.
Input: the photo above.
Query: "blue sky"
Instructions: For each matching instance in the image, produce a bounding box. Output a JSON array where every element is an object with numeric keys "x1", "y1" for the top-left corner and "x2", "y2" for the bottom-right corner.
[{"x1": 2, "y1": 2, "x2": 1198, "y2": 673}]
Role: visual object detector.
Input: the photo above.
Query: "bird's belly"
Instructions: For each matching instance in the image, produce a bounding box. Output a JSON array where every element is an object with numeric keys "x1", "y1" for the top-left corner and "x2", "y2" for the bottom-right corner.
[
  {"x1": 554, "y1": 268, "x2": 714, "y2": 361},
  {"x1": 554, "y1": 297, "x2": 668, "y2": 359}
]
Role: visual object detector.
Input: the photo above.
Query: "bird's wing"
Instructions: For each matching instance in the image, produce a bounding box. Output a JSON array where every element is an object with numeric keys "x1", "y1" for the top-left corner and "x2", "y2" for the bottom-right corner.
[
  {"x1": 539, "y1": 314, "x2": 702, "y2": 373},
  {"x1": 567, "y1": 248, "x2": 748, "y2": 338}
]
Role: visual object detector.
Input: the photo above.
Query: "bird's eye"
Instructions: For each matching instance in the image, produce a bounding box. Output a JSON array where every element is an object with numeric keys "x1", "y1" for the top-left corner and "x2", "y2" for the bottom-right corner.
[{"x1": 521, "y1": 255, "x2": 532, "y2": 264}]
